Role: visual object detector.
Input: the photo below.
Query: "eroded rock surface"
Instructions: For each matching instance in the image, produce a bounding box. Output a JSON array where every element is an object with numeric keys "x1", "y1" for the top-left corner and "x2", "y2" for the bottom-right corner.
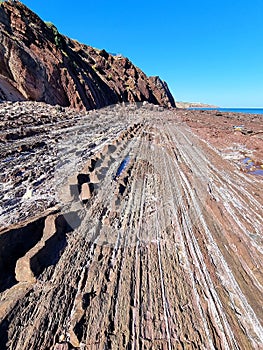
[
  {"x1": 0, "y1": 1, "x2": 175, "y2": 110},
  {"x1": 0, "y1": 103, "x2": 262, "y2": 349}
]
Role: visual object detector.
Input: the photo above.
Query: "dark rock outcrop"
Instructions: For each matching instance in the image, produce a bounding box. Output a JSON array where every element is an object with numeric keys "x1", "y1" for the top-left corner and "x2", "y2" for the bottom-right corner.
[{"x1": 0, "y1": 1, "x2": 175, "y2": 110}]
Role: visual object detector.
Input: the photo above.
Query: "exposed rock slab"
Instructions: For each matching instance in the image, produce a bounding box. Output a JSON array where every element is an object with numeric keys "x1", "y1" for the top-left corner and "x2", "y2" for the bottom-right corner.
[{"x1": 0, "y1": 104, "x2": 262, "y2": 349}]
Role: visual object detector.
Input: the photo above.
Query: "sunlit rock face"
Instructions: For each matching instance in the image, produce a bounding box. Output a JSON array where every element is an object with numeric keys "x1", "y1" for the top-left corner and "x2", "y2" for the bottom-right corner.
[{"x1": 0, "y1": 1, "x2": 175, "y2": 110}]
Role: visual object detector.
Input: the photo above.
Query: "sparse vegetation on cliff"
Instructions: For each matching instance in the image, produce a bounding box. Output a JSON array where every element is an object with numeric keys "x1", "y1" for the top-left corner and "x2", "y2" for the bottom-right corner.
[
  {"x1": 0, "y1": 1, "x2": 175, "y2": 110},
  {"x1": 44, "y1": 21, "x2": 63, "y2": 49}
]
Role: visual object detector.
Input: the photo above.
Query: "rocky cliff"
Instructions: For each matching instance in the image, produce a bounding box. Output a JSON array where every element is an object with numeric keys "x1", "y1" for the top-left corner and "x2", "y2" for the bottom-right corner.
[{"x1": 0, "y1": 1, "x2": 175, "y2": 110}]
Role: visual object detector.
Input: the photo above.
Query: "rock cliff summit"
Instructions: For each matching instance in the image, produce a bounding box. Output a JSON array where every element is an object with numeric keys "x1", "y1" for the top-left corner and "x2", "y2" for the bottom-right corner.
[{"x1": 0, "y1": 1, "x2": 175, "y2": 110}]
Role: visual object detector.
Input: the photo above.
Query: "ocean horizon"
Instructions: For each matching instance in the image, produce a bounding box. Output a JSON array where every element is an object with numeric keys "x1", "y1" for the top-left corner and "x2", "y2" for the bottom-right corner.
[{"x1": 188, "y1": 107, "x2": 263, "y2": 115}]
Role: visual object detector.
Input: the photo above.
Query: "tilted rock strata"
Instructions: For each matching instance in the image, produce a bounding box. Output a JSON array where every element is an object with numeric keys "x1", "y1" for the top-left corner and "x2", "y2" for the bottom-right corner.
[
  {"x1": 0, "y1": 101, "x2": 150, "y2": 228},
  {"x1": 0, "y1": 1, "x2": 175, "y2": 110},
  {"x1": 0, "y1": 103, "x2": 262, "y2": 349}
]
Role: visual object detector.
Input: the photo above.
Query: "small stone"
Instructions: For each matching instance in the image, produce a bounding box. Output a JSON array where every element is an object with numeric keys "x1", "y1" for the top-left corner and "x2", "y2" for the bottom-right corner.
[{"x1": 80, "y1": 183, "x2": 91, "y2": 201}]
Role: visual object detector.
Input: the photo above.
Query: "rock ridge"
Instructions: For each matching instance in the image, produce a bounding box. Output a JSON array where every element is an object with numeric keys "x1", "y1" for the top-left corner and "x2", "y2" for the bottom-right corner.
[{"x1": 0, "y1": 1, "x2": 175, "y2": 110}]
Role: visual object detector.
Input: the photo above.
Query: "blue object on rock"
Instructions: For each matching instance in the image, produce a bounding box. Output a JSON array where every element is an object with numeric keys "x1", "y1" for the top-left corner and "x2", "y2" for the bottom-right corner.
[{"x1": 113, "y1": 156, "x2": 130, "y2": 180}]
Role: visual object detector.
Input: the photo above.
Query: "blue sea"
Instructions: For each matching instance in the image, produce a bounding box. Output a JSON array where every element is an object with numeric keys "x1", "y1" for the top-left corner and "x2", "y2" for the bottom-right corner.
[{"x1": 188, "y1": 108, "x2": 263, "y2": 115}]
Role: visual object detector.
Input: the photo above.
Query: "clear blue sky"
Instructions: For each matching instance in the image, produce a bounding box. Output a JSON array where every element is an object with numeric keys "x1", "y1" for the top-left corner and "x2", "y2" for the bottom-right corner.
[{"x1": 21, "y1": 0, "x2": 263, "y2": 107}]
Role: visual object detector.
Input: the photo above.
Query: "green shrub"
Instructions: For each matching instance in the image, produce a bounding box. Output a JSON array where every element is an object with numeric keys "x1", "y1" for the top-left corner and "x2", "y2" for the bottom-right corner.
[
  {"x1": 44, "y1": 21, "x2": 54, "y2": 28},
  {"x1": 45, "y1": 21, "x2": 62, "y2": 49}
]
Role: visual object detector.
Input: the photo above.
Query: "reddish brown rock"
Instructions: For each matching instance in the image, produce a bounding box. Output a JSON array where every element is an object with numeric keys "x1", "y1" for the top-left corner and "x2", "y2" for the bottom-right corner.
[
  {"x1": 15, "y1": 213, "x2": 58, "y2": 283},
  {"x1": 0, "y1": 104, "x2": 262, "y2": 349},
  {"x1": 53, "y1": 343, "x2": 69, "y2": 350},
  {"x1": 79, "y1": 183, "x2": 91, "y2": 201},
  {"x1": 0, "y1": 2, "x2": 175, "y2": 110}
]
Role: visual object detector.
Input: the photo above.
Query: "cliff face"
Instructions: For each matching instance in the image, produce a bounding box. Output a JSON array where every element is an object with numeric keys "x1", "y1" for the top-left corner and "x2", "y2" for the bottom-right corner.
[{"x1": 0, "y1": 1, "x2": 175, "y2": 110}]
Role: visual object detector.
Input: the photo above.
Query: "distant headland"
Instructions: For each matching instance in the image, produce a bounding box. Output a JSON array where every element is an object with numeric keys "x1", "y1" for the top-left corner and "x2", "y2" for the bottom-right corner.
[{"x1": 176, "y1": 101, "x2": 219, "y2": 108}]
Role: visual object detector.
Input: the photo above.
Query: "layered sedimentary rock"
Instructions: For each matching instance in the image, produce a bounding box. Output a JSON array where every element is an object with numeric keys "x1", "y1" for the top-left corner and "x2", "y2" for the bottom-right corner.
[
  {"x1": 0, "y1": 102, "x2": 262, "y2": 349},
  {"x1": 0, "y1": 1, "x2": 175, "y2": 110}
]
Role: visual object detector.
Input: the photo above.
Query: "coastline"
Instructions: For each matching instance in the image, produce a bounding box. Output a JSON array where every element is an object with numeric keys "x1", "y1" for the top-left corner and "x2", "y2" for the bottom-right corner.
[
  {"x1": 175, "y1": 108, "x2": 263, "y2": 167},
  {"x1": 187, "y1": 107, "x2": 263, "y2": 115}
]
